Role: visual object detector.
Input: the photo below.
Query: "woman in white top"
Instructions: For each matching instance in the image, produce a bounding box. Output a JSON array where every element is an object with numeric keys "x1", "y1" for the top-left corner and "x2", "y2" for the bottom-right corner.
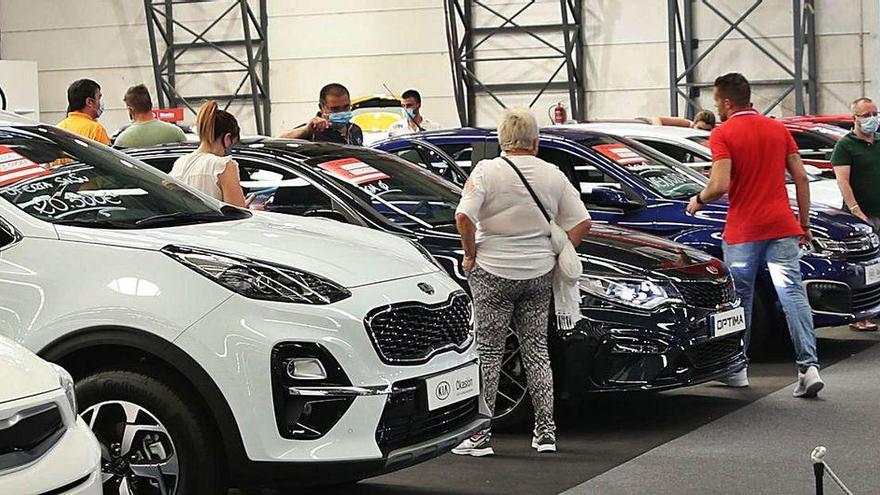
[
  {"x1": 451, "y1": 108, "x2": 591, "y2": 457},
  {"x1": 169, "y1": 100, "x2": 246, "y2": 207}
]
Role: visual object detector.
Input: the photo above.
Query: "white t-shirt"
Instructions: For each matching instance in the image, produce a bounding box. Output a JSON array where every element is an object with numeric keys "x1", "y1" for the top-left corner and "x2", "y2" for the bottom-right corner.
[
  {"x1": 456, "y1": 154, "x2": 590, "y2": 280},
  {"x1": 169, "y1": 151, "x2": 233, "y2": 201},
  {"x1": 388, "y1": 116, "x2": 442, "y2": 137}
]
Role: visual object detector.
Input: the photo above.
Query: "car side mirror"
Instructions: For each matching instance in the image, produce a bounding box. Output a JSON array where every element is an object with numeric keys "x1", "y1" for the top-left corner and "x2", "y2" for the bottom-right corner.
[
  {"x1": 303, "y1": 210, "x2": 349, "y2": 223},
  {"x1": 586, "y1": 186, "x2": 644, "y2": 212}
]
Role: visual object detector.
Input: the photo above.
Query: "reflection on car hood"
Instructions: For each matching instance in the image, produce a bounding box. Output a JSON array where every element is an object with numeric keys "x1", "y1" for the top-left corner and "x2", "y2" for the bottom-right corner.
[
  {"x1": 54, "y1": 211, "x2": 438, "y2": 288},
  {"x1": 580, "y1": 225, "x2": 725, "y2": 280},
  {"x1": 0, "y1": 335, "x2": 60, "y2": 404}
]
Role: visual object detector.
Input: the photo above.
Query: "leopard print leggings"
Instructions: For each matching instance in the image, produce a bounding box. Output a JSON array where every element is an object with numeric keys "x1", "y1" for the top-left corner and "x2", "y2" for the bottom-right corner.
[{"x1": 469, "y1": 265, "x2": 556, "y2": 435}]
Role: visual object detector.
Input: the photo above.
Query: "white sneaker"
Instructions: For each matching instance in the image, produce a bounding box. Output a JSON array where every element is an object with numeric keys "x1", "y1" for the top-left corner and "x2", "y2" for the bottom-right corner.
[
  {"x1": 451, "y1": 432, "x2": 494, "y2": 457},
  {"x1": 793, "y1": 366, "x2": 824, "y2": 398},
  {"x1": 717, "y1": 367, "x2": 749, "y2": 388}
]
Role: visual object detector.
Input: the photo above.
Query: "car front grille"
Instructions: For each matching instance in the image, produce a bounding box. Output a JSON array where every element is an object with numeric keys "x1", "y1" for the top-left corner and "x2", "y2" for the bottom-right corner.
[
  {"x1": 365, "y1": 292, "x2": 472, "y2": 365},
  {"x1": 674, "y1": 277, "x2": 737, "y2": 309},
  {"x1": 684, "y1": 333, "x2": 743, "y2": 369},
  {"x1": 376, "y1": 394, "x2": 479, "y2": 454},
  {"x1": 0, "y1": 402, "x2": 65, "y2": 472},
  {"x1": 853, "y1": 283, "x2": 880, "y2": 313}
]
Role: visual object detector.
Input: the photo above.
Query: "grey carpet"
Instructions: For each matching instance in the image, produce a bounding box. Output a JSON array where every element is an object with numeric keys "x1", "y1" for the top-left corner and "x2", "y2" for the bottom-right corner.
[{"x1": 563, "y1": 343, "x2": 880, "y2": 495}]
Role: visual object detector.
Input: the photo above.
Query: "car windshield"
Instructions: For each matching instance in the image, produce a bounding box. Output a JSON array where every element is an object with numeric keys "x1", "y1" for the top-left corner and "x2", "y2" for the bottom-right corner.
[
  {"x1": 299, "y1": 148, "x2": 460, "y2": 229},
  {"x1": 580, "y1": 136, "x2": 704, "y2": 199},
  {"x1": 0, "y1": 126, "x2": 247, "y2": 228}
]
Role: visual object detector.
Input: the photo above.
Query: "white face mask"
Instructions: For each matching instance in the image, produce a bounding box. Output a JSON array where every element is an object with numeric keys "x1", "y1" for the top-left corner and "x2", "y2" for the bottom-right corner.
[
  {"x1": 859, "y1": 115, "x2": 879, "y2": 134},
  {"x1": 94, "y1": 97, "x2": 105, "y2": 119}
]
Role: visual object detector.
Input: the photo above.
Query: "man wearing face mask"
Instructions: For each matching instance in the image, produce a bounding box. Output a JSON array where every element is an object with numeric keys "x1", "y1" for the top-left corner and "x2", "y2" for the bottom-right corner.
[
  {"x1": 57, "y1": 79, "x2": 111, "y2": 145},
  {"x1": 831, "y1": 97, "x2": 880, "y2": 331},
  {"x1": 388, "y1": 89, "x2": 442, "y2": 137},
  {"x1": 279, "y1": 83, "x2": 363, "y2": 145}
]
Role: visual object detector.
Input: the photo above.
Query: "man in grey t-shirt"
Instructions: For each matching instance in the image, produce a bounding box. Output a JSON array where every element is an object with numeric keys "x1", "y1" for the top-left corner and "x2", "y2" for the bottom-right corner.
[{"x1": 114, "y1": 84, "x2": 186, "y2": 148}]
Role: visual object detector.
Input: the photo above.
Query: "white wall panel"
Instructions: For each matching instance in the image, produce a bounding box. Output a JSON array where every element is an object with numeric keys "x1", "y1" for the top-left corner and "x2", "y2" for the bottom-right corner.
[{"x1": 0, "y1": 0, "x2": 876, "y2": 135}]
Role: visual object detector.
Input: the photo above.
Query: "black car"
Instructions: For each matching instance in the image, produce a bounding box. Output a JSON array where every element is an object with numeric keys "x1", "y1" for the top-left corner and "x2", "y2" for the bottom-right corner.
[{"x1": 126, "y1": 140, "x2": 747, "y2": 426}]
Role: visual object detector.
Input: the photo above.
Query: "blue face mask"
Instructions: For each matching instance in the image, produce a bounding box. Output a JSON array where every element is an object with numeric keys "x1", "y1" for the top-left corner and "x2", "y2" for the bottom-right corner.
[
  {"x1": 404, "y1": 107, "x2": 416, "y2": 120},
  {"x1": 328, "y1": 111, "x2": 353, "y2": 128},
  {"x1": 859, "y1": 116, "x2": 879, "y2": 135}
]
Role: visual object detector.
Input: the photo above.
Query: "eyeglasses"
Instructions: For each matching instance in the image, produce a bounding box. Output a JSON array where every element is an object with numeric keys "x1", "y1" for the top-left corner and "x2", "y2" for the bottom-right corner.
[{"x1": 856, "y1": 111, "x2": 879, "y2": 118}]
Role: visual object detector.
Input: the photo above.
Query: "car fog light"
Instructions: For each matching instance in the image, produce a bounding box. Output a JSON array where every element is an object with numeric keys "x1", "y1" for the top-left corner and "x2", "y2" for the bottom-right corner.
[{"x1": 285, "y1": 357, "x2": 328, "y2": 380}]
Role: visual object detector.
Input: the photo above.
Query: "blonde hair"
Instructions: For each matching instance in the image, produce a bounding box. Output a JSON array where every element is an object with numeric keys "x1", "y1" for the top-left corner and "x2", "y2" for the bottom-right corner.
[
  {"x1": 498, "y1": 108, "x2": 539, "y2": 152},
  {"x1": 693, "y1": 110, "x2": 716, "y2": 128},
  {"x1": 196, "y1": 100, "x2": 240, "y2": 145}
]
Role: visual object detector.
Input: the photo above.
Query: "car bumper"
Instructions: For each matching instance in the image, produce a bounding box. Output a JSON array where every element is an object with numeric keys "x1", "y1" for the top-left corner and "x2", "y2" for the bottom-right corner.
[
  {"x1": 555, "y1": 304, "x2": 747, "y2": 394},
  {"x1": 175, "y1": 269, "x2": 482, "y2": 472},
  {"x1": 0, "y1": 391, "x2": 102, "y2": 495},
  {"x1": 801, "y1": 257, "x2": 880, "y2": 327}
]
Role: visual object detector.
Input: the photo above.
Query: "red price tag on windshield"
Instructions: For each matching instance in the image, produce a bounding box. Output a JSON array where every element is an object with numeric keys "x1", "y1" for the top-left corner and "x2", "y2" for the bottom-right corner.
[
  {"x1": 0, "y1": 146, "x2": 49, "y2": 187},
  {"x1": 592, "y1": 144, "x2": 647, "y2": 166},
  {"x1": 318, "y1": 158, "x2": 390, "y2": 185}
]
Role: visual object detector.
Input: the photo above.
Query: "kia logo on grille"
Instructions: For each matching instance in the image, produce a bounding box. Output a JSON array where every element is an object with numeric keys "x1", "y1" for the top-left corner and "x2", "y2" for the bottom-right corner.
[
  {"x1": 435, "y1": 381, "x2": 451, "y2": 401},
  {"x1": 707, "y1": 265, "x2": 719, "y2": 275},
  {"x1": 418, "y1": 282, "x2": 435, "y2": 295}
]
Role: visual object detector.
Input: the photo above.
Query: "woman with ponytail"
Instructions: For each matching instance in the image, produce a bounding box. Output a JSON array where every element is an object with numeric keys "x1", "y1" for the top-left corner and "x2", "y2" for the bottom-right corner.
[{"x1": 169, "y1": 101, "x2": 246, "y2": 206}]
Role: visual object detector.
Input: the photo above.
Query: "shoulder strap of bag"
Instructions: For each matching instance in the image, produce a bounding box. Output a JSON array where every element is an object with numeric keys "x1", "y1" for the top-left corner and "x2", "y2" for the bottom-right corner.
[{"x1": 499, "y1": 156, "x2": 551, "y2": 224}]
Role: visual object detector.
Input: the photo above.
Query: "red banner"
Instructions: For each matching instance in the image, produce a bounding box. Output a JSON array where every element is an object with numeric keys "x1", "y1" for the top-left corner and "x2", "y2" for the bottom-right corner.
[
  {"x1": 592, "y1": 143, "x2": 647, "y2": 166},
  {"x1": 0, "y1": 146, "x2": 49, "y2": 187},
  {"x1": 318, "y1": 158, "x2": 390, "y2": 185},
  {"x1": 153, "y1": 108, "x2": 184, "y2": 122}
]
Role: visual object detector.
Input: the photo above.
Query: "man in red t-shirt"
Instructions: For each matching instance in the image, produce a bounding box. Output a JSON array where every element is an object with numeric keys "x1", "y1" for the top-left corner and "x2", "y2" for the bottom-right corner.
[{"x1": 686, "y1": 73, "x2": 823, "y2": 398}]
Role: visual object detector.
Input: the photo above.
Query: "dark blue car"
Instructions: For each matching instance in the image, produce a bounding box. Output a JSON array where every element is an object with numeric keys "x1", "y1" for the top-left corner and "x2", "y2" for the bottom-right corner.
[{"x1": 373, "y1": 128, "x2": 880, "y2": 349}]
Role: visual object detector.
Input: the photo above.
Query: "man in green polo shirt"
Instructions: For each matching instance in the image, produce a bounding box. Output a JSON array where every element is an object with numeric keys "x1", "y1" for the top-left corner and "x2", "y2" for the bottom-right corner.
[
  {"x1": 114, "y1": 84, "x2": 186, "y2": 148},
  {"x1": 831, "y1": 96, "x2": 880, "y2": 331}
]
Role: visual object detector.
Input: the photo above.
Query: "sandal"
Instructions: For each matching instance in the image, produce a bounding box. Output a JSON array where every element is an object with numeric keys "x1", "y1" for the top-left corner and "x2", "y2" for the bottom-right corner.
[{"x1": 849, "y1": 320, "x2": 879, "y2": 331}]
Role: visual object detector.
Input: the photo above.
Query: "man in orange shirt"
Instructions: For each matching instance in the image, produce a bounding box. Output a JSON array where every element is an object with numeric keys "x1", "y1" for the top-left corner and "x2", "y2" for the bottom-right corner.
[{"x1": 57, "y1": 79, "x2": 110, "y2": 145}]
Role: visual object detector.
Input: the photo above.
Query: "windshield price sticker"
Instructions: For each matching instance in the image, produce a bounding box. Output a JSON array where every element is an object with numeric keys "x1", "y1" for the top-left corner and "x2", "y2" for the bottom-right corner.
[
  {"x1": 0, "y1": 145, "x2": 50, "y2": 187},
  {"x1": 318, "y1": 158, "x2": 390, "y2": 185},
  {"x1": 592, "y1": 144, "x2": 647, "y2": 166}
]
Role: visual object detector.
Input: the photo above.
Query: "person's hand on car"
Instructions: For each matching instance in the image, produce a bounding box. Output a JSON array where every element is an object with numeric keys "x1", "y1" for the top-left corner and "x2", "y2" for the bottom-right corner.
[{"x1": 686, "y1": 195, "x2": 703, "y2": 215}]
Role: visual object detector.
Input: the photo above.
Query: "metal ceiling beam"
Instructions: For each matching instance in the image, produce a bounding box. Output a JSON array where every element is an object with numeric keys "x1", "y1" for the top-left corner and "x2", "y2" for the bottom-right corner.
[
  {"x1": 667, "y1": 0, "x2": 817, "y2": 117},
  {"x1": 143, "y1": 0, "x2": 271, "y2": 135},
  {"x1": 443, "y1": 0, "x2": 586, "y2": 126}
]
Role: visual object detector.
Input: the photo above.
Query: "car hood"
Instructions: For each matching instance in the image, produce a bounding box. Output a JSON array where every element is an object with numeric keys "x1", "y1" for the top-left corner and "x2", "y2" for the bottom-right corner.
[
  {"x1": 0, "y1": 336, "x2": 60, "y2": 404},
  {"x1": 677, "y1": 198, "x2": 867, "y2": 240},
  {"x1": 55, "y1": 212, "x2": 438, "y2": 288},
  {"x1": 581, "y1": 225, "x2": 726, "y2": 280}
]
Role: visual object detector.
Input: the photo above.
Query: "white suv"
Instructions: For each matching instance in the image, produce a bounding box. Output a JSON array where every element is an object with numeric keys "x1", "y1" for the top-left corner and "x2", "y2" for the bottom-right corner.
[
  {"x1": 0, "y1": 335, "x2": 101, "y2": 494},
  {"x1": 0, "y1": 113, "x2": 486, "y2": 493}
]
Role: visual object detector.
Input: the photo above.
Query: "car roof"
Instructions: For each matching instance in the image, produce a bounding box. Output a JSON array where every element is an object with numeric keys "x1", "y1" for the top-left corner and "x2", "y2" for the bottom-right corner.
[
  {"x1": 127, "y1": 136, "x2": 390, "y2": 157},
  {"x1": 0, "y1": 111, "x2": 40, "y2": 126},
  {"x1": 565, "y1": 122, "x2": 710, "y2": 140}
]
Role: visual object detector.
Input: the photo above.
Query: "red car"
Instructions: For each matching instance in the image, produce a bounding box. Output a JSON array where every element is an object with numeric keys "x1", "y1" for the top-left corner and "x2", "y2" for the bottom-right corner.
[
  {"x1": 780, "y1": 121, "x2": 848, "y2": 175},
  {"x1": 780, "y1": 114, "x2": 854, "y2": 131}
]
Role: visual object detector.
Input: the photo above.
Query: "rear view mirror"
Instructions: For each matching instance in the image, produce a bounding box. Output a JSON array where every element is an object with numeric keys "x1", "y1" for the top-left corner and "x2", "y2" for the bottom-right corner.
[{"x1": 586, "y1": 186, "x2": 644, "y2": 212}]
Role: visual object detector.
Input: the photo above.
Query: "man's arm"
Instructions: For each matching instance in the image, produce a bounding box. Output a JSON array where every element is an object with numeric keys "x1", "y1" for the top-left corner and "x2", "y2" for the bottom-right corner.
[
  {"x1": 278, "y1": 126, "x2": 312, "y2": 140},
  {"x1": 833, "y1": 165, "x2": 868, "y2": 221},
  {"x1": 686, "y1": 158, "x2": 730, "y2": 214},
  {"x1": 786, "y1": 152, "x2": 812, "y2": 241}
]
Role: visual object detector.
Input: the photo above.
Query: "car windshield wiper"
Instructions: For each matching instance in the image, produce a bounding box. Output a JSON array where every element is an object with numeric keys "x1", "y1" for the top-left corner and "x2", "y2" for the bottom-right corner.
[
  {"x1": 55, "y1": 218, "x2": 138, "y2": 229},
  {"x1": 134, "y1": 211, "x2": 228, "y2": 227}
]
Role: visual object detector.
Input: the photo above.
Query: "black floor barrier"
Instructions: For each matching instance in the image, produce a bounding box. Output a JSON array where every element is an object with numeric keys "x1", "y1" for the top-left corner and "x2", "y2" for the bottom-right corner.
[{"x1": 812, "y1": 446, "x2": 855, "y2": 495}]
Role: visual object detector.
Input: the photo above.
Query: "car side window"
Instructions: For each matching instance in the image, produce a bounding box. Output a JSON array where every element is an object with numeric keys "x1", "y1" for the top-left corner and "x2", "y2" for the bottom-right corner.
[
  {"x1": 393, "y1": 147, "x2": 466, "y2": 187},
  {"x1": 437, "y1": 143, "x2": 476, "y2": 171},
  {"x1": 639, "y1": 139, "x2": 703, "y2": 163},
  {"x1": 237, "y1": 160, "x2": 359, "y2": 224},
  {"x1": 792, "y1": 132, "x2": 830, "y2": 151}
]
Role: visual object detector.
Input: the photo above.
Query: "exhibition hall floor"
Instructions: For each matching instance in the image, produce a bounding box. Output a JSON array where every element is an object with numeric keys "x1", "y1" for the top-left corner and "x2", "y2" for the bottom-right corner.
[{"x1": 258, "y1": 326, "x2": 880, "y2": 495}]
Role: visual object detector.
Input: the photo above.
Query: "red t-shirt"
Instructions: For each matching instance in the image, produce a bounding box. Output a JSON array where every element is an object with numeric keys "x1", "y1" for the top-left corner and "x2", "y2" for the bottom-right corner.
[{"x1": 709, "y1": 109, "x2": 804, "y2": 244}]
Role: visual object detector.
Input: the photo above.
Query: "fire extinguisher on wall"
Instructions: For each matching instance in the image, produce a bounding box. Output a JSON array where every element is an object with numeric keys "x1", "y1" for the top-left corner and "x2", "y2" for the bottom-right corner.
[{"x1": 549, "y1": 102, "x2": 567, "y2": 125}]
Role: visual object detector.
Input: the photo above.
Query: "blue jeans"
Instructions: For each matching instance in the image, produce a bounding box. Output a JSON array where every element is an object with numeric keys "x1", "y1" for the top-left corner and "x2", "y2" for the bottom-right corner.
[{"x1": 722, "y1": 236, "x2": 819, "y2": 371}]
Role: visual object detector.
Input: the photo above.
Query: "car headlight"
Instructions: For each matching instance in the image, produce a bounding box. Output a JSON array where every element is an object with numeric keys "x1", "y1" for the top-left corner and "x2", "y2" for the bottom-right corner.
[
  {"x1": 408, "y1": 239, "x2": 444, "y2": 271},
  {"x1": 579, "y1": 274, "x2": 682, "y2": 310},
  {"x1": 162, "y1": 245, "x2": 351, "y2": 304},
  {"x1": 804, "y1": 237, "x2": 847, "y2": 258},
  {"x1": 50, "y1": 363, "x2": 77, "y2": 415}
]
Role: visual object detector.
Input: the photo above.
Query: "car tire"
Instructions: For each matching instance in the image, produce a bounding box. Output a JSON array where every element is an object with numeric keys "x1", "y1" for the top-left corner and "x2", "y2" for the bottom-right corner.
[
  {"x1": 747, "y1": 288, "x2": 792, "y2": 358},
  {"x1": 76, "y1": 368, "x2": 226, "y2": 495}
]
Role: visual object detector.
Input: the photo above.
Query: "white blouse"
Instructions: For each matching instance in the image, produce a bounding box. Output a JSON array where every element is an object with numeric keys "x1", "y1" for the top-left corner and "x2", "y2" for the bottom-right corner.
[
  {"x1": 456, "y1": 154, "x2": 590, "y2": 280},
  {"x1": 169, "y1": 151, "x2": 232, "y2": 201}
]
